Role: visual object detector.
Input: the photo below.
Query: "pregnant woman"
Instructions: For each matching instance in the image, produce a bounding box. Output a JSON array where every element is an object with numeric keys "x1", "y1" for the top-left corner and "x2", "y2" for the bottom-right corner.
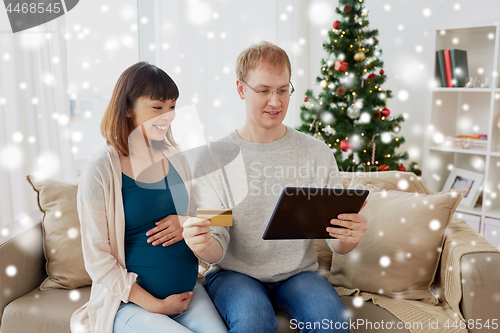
[{"x1": 70, "y1": 62, "x2": 227, "y2": 333}]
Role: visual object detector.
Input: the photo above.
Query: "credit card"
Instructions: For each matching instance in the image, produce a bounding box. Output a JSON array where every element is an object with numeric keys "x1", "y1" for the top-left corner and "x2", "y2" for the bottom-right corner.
[{"x1": 197, "y1": 209, "x2": 233, "y2": 226}]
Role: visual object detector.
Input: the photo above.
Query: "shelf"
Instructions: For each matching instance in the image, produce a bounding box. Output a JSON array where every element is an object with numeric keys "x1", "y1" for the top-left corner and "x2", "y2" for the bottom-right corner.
[
  {"x1": 490, "y1": 151, "x2": 500, "y2": 157},
  {"x1": 429, "y1": 146, "x2": 487, "y2": 155},
  {"x1": 432, "y1": 88, "x2": 493, "y2": 92},
  {"x1": 485, "y1": 207, "x2": 500, "y2": 220},
  {"x1": 456, "y1": 204, "x2": 483, "y2": 216}
]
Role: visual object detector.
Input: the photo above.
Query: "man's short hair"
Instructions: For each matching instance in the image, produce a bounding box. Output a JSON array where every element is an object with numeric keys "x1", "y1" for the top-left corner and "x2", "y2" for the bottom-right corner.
[{"x1": 235, "y1": 41, "x2": 291, "y2": 81}]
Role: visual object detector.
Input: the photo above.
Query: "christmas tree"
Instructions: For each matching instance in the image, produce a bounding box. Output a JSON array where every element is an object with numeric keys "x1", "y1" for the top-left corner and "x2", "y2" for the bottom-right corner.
[{"x1": 297, "y1": 0, "x2": 419, "y2": 174}]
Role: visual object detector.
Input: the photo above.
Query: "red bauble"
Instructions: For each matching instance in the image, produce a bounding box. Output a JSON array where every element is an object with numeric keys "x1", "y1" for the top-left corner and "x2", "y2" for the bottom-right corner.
[
  {"x1": 367, "y1": 74, "x2": 377, "y2": 81},
  {"x1": 344, "y1": 5, "x2": 352, "y2": 13},
  {"x1": 340, "y1": 140, "x2": 352, "y2": 152},
  {"x1": 333, "y1": 21, "x2": 340, "y2": 30},
  {"x1": 304, "y1": 97, "x2": 309, "y2": 102},
  {"x1": 379, "y1": 69, "x2": 385, "y2": 75},
  {"x1": 397, "y1": 165, "x2": 406, "y2": 172},
  {"x1": 374, "y1": 37, "x2": 378, "y2": 41},
  {"x1": 381, "y1": 108, "x2": 391, "y2": 117}
]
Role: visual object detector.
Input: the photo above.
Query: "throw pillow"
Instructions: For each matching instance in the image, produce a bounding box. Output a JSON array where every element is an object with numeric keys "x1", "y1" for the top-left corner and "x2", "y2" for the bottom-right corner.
[
  {"x1": 26, "y1": 176, "x2": 91, "y2": 290},
  {"x1": 342, "y1": 171, "x2": 431, "y2": 194},
  {"x1": 328, "y1": 187, "x2": 463, "y2": 304}
]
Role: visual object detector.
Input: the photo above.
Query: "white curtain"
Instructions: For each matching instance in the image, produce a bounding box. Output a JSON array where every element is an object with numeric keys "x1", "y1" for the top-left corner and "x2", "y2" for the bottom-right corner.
[
  {"x1": 0, "y1": 16, "x2": 75, "y2": 227},
  {"x1": 138, "y1": 0, "x2": 312, "y2": 143}
]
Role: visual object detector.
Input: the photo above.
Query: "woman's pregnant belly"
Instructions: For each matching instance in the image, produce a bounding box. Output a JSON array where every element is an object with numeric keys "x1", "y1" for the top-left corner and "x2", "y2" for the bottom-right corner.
[{"x1": 125, "y1": 239, "x2": 198, "y2": 299}]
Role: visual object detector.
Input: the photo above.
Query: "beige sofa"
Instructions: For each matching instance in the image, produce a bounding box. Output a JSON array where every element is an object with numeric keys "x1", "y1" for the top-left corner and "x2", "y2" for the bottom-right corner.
[{"x1": 1, "y1": 171, "x2": 499, "y2": 333}]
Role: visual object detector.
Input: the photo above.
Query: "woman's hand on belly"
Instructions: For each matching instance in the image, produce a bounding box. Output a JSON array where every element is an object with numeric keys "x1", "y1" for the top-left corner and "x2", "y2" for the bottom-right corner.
[
  {"x1": 155, "y1": 291, "x2": 194, "y2": 315},
  {"x1": 145, "y1": 215, "x2": 188, "y2": 247},
  {"x1": 129, "y1": 282, "x2": 193, "y2": 315}
]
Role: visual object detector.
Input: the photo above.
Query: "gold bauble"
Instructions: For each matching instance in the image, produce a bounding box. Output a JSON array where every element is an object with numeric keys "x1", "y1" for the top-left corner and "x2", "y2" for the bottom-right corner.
[{"x1": 354, "y1": 49, "x2": 366, "y2": 62}]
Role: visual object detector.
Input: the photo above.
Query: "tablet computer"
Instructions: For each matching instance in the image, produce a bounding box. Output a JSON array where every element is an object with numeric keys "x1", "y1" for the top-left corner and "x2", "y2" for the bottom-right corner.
[{"x1": 262, "y1": 187, "x2": 369, "y2": 240}]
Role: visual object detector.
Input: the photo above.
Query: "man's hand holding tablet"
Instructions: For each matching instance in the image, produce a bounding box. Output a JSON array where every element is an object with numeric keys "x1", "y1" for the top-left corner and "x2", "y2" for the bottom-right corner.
[{"x1": 327, "y1": 200, "x2": 368, "y2": 245}]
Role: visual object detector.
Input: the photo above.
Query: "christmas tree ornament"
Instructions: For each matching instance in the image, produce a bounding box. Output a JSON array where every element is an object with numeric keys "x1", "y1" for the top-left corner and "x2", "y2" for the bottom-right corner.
[
  {"x1": 347, "y1": 96, "x2": 361, "y2": 119},
  {"x1": 377, "y1": 164, "x2": 390, "y2": 171},
  {"x1": 340, "y1": 139, "x2": 352, "y2": 152},
  {"x1": 374, "y1": 37, "x2": 378, "y2": 41},
  {"x1": 372, "y1": 110, "x2": 382, "y2": 120},
  {"x1": 380, "y1": 69, "x2": 385, "y2": 75},
  {"x1": 347, "y1": 104, "x2": 361, "y2": 119},
  {"x1": 354, "y1": 49, "x2": 366, "y2": 62},
  {"x1": 320, "y1": 111, "x2": 335, "y2": 125},
  {"x1": 381, "y1": 91, "x2": 390, "y2": 117},
  {"x1": 354, "y1": 40, "x2": 366, "y2": 62},
  {"x1": 336, "y1": 87, "x2": 346, "y2": 95},
  {"x1": 304, "y1": 97, "x2": 308, "y2": 102},
  {"x1": 309, "y1": 111, "x2": 319, "y2": 131},
  {"x1": 334, "y1": 61, "x2": 348, "y2": 71},
  {"x1": 333, "y1": 20, "x2": 340, "y2": 30},
  {"x1": 397, "y1": 165, "x2": 406, "y2": 172},
  {"x1": 344, "y1": 5, "x2": 352, "y2": 13},
  {"x1": 320, "y1": 80, "x2": 328, "y2": 90},
  {"x1": 367, "y1": 73, "x2": 377, "y2": 81},
  {"x1": 370, "y1": 135, "x2": 376, "y2": 164},
  {"x1": 393, "y1": 124, "x2": 401, "y2": 133}
]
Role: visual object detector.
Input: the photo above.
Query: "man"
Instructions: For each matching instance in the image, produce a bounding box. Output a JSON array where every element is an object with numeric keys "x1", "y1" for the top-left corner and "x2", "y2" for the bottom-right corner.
[{"x1": 183, "y1": 41, "x2": 367, "y2": 332}]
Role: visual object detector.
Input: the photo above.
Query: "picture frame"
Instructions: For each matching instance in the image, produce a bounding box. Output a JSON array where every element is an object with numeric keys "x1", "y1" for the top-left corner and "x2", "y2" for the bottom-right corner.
[{"x1": 442, "y1": 168, "x2": 484, "y2": 208}]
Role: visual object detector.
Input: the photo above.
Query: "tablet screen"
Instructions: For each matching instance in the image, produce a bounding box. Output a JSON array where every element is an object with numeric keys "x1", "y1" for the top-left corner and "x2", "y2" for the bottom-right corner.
[{"x1": 262, "y1": 187, "x2": 369, "y2": 240}]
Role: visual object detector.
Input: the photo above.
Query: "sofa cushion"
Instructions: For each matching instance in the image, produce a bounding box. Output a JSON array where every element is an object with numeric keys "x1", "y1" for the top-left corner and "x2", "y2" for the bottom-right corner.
[
  {"x1": 328, "y1": 187, "x2": 463, "y2": 304},
  {"x1": 339, "y1": 171, "x2": 431, "y2": 194},
  {"x1": 314, "y1": 179, "x2": 382, "y2": 277},
  {"x1": 26, "y1": 176, "x2": 91, "y2": 290},
  {"x1": 1, "y1": 287, "x2": 90, "y2": 333}
]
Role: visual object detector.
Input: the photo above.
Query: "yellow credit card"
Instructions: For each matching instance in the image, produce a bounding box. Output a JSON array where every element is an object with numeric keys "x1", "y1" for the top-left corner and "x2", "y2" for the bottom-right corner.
[{"x1": 197, "y1": 209, "x2": 233, "y2": 227}]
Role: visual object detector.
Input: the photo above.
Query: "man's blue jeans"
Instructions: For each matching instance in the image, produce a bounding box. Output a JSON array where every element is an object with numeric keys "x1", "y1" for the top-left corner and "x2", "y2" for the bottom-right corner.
[{"x1": 204, "y1": 270, "x2": 349, "y2": 333}]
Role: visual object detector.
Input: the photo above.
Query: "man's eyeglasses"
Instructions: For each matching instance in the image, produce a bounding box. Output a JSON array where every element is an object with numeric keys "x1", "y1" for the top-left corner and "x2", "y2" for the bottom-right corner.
[{"x1": 241, "y1": 79, "x2": 295, "y2": 98}]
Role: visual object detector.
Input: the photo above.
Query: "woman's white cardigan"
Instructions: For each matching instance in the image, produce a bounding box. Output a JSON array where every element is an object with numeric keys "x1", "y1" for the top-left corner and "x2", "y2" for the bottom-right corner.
[{"x1": 70, "y1": 145, "x2": 192, "y2": 333}]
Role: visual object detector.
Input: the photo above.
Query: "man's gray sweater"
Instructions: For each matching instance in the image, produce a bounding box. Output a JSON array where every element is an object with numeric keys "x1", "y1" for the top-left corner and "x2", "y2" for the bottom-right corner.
[{"x1": 193, "y1": 126, "x2": 343, "y2": 282}]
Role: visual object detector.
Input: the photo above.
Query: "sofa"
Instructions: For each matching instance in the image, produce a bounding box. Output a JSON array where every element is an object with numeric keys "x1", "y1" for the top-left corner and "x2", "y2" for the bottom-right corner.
[{"x1": 1, "y1": 171, "x2": 499, "y2": 333}]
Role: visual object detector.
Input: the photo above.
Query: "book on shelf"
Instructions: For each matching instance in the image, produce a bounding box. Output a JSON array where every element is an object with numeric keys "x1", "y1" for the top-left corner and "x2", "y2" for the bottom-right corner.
[
  {"x1": 443, "y1": 50, "x2": 454, "y2": 87},
  {"x1": 435, "y1": 49, "x2": 469, "y2": 87},
  {"x1": 438, "y1": 134, "x2": 488, "y2": 150},
  {"x1": 453, "y1": 134, "x2": 488, "y2": 149},
  {"x1": 436, "y1": 51, "x2": 447, "y2": 87},
  {"x1": 456, "y1": 134, "x2": 487, "y2": 140},
  {"x1": 450, "y1": 50, "x2": 469, "y2": 87}
]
